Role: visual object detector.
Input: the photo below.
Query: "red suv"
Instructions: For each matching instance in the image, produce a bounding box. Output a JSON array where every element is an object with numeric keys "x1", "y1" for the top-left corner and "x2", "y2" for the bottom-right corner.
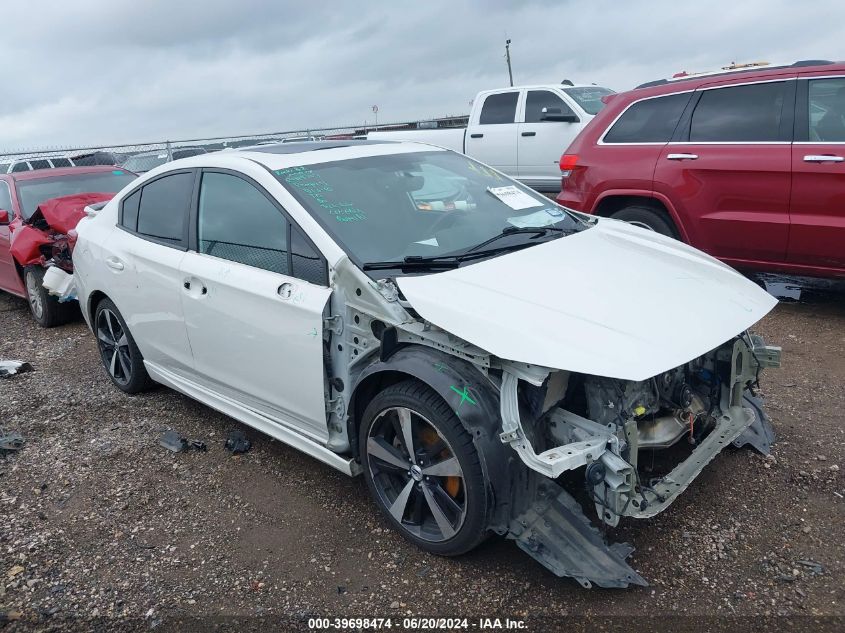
[
  {"x1": 557, "y1": 60, "x2": 845, "y2": 278},
  {"x1": 0, "y1": 166, "x2": 137, "y2": 326}
]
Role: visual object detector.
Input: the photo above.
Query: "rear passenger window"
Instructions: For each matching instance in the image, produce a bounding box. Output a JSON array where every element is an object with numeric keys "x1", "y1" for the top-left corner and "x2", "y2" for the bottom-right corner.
[
  {"x1": 121, "y1": 190, "x2": 141, "y2": 231},
  {"x1": 808, "y1": 77, "x2": 845, "y2": 142},
  {"x1": 690, "y1": 82, "x2": 786, "y2": 142},
  {"x1": 198, "y1": 172, "x2": 289, "y2": 275},
  {"x1": 479, "y1": 92, "x2": 519, "y2": 125},
  {"x1": 136, "y1": 172, "x2": 193, "y2": 244},
  {"x1": 603, "y1": 93, "x2": 691, "y2": 143}
]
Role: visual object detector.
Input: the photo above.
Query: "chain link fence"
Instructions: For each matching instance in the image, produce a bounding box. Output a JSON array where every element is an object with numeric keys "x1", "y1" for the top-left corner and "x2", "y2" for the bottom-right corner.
[{"x1": 0, "y1": 114, "x2": 469, "y2": 173}]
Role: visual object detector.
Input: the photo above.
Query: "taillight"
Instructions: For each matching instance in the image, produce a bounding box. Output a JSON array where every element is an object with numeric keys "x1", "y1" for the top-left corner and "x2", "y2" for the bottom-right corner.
[{"x1": 559, "y1": 154, "x2": 579, "y2": 178}]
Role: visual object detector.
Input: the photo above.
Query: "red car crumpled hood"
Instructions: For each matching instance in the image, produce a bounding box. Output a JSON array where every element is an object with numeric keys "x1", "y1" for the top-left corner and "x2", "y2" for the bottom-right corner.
[
  {"x1": 33, "y1": 192, "x2": 115, "y2": 235},
  {"x1": 9, "y1": 192, "x2": 115, "y2": 267}
]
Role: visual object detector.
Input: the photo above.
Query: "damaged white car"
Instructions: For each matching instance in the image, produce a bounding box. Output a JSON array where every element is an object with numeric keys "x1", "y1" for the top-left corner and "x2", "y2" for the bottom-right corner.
[{"x1": 68, "y1": 140, "x2": 781, "y2": 588}]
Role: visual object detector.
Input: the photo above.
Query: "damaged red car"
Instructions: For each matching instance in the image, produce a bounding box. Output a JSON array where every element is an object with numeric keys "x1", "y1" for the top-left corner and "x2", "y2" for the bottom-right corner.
[{"x1": 0, "y1": 166, "x2": 136, "y2": 326}]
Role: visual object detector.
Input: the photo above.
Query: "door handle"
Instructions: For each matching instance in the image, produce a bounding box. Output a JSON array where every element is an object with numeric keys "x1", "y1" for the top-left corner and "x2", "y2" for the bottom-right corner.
[
  {"x1": 469, "y1": 133, "x2": 483, "y2": 139},
  {"x1": 277, "y1": 282, "x2": 294, "y2": 299},
  {"x1": 183, "y1": 278, "x2": 207, "y2": 295},
  {"x1": 804, "y1": 154, "x2": 844, "y2": 163},
  {"x1": 667, "y1": 153, "x2": 699, "y2": 160},
  {"x1": 521, "y1": 131, "x2": 536, "y2": 137},
  {"x1": 105, "y1": 257, "x2": 124, "y2": 271}
]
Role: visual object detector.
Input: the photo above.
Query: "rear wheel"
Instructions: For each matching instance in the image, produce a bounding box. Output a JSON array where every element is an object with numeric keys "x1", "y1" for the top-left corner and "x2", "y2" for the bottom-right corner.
[
  {"x1": 94, "y1": 298, "x2": 153, "y2": 393},
  {"x1": 24, "y1": 266, "x2": 76, "y2": 328},
  {"x1": 360, "y1": 380, "x2": 488, "y2": 556},
  {"x1": 611, "y1": 205, "x2": 678, "y2": 238}
]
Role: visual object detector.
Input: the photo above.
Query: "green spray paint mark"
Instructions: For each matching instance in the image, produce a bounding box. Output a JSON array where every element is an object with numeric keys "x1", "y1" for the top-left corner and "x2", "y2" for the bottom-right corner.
[
  {"x1": 433, "y1": 362, "x2": 448, "y2": 373},
  {"x1": 112, "y1": 170, "x2": 124, "y2": 175},
  {"x1": 450, "y1": 385, "x2": 477, "y2": 408},
  {"x1": 307, "y1": 327, "x2": 318, "y2": 337}
]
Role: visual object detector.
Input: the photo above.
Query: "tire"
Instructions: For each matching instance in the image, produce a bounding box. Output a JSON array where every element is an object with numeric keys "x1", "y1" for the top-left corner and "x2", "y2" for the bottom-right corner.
[
  {"x1": 24, "y1": 265, "x2": 77, "y2": 328},
  {"x1": 611, "y1": 205, "x2": 678, "y2": 238},
  {"x1": 359, "y1": 379, "x2": 488, "y2": 557},
  {"x1": 93, "y1": 298, "x2": 153, "y2": 393}
]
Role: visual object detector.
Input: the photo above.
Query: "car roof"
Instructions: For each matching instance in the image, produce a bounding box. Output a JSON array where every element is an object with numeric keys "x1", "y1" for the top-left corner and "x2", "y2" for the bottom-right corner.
[
  {"x1": 631, "y1": 60, "x2": 845, "y2": 96},
  {"x1": 6, "y1": 165, "x2": 130, "y2": 182},
  {"x1": 245, "y1": 140, "x2": 394, "y2": 154},
  {"x1": 147, "y1": 139, "x2": 443, "y2": 177}
]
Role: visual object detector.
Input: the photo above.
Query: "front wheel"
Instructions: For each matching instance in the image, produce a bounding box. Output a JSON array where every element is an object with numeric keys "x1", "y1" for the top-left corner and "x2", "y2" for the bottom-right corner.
[
  {"x1": 359, "y1": 380, "x2": 488, "y2": 556},
  {"x1": 24, "y1": 266, "x2": 76, "y2": 328}
]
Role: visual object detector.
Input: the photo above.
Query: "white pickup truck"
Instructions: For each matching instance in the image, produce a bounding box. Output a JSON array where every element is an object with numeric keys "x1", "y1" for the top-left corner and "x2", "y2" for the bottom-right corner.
[{"x1": 368, "y1": 84, "x2": 614, "y2": 192}]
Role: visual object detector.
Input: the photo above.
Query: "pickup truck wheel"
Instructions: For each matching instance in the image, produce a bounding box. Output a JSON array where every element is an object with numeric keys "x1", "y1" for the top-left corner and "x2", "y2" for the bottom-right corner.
[
  {"x1": 360, "y1": 380, "x2": 488, "y2": 557},
  {"x1": 94, "y1": 298, "x2": 153, "y2": 393},
  {"x1": 611, "y1": 206, "x2": 678, "y2": 239},
  {"x1": 24, "y1": 266, "x2": 76, "y2": 328}
]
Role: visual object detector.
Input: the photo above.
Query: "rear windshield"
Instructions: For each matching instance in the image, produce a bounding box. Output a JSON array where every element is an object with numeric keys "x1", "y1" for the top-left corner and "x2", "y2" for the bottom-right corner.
[
  {"x1": 121, "y1": 153, "x2": 169, "y2": 173},
  {"x1": 16, "y1": 171, "x2": 136, "y2": 220},
  {"x1": 562, "y1": 87, "x2": 615, "y2": 115}
]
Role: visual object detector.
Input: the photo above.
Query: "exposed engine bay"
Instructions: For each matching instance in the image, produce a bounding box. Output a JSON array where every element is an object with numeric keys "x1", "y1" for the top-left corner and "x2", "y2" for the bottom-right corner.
[{"x1": 328, "y1": 260, "x2": 782, "y2": 589}]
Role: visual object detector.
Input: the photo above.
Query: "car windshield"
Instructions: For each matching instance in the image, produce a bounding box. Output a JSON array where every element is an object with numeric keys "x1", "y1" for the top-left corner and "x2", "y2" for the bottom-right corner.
[
  {"x1": 16, "y1": 171, "x2": 136, "y2": 220},
  {"x1": 274, "y1": 150, "x2": 587, "y2": 270},
  {"x1": 562, "y1": 86, "x2": 615, "y2": 115},
  {"x1": 121, "y1": 153, "x2": 169, "y2": 173}
]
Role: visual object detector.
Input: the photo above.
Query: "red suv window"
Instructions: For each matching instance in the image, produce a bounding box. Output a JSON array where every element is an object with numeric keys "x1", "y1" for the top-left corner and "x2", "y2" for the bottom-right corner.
[{"x1": 603, "y1": 92, "x2": 691, "y2": 143}]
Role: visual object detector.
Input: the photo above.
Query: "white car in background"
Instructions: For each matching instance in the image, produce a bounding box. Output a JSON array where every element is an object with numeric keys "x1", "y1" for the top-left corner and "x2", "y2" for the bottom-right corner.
[
  {"x1": 368, "y1": 83, "x2": 614, "y2": 191},
  {"x1": 69, "y1": 140, "x2": 780, "y2": 588}
]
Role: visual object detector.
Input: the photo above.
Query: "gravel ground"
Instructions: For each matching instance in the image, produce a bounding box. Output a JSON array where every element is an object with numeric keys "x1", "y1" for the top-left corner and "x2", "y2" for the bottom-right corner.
[{"x1": 0, "y1": 288, "x2": 843, "y2": 632}]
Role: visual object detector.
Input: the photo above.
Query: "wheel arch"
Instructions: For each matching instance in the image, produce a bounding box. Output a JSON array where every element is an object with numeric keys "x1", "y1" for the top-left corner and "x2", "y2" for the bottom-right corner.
[
  {"x1": 348, "y1": 344, "x2": 517, "y2": 530},
  {"x1": 86, "y1": 290, "x2": 109, "y2": 327},
  {"x1": 593, "y1": 191, "x2": 688, "y2": 241}
]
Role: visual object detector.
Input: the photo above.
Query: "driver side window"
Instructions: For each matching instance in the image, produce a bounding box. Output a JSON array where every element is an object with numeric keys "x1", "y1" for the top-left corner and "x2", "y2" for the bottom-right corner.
[{"x1": 524, "y1": 90, "x2": 575, "y2": 123}]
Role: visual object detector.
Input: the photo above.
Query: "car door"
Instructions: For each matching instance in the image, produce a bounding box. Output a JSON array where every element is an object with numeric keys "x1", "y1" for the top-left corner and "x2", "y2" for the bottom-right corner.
[
  {"x1": 103, "y1": 171, "x2": 196, "y2": 376},
  {"x1": 0, "y1": 179, "x2": 22, "y2": 295},
  {"x1": 179, "y1": 169, "x2": 332, "y2": 442},
  {"x1": 653, "y1": 78, "x2": 795, "y2": 264},
  {"x1": 789, "y1": 73, "x2": 845, "y2": 269},
  {"x1": 465, "y1": 90, "x2": 521, "y2": 175},
  {"x1": 517, "y1": 89, "x2": 581, "y2": 190}
]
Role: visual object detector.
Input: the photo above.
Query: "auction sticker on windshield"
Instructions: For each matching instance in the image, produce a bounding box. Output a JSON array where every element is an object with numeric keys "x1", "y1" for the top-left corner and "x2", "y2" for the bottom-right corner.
[{"x1": 486, "y1": 185, "x2": 543, "y2": 211}]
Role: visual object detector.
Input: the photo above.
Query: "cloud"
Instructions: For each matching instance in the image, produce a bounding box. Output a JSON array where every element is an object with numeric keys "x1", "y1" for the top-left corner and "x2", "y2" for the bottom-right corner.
[{"x1": 0, "y1": 0, "x2": 842, "y2": 151}]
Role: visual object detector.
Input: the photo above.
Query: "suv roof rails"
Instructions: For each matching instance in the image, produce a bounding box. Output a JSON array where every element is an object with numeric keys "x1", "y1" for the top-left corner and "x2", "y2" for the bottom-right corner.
[{"x1": 635, "y1": 59, "x2": 837, "y2": 89}]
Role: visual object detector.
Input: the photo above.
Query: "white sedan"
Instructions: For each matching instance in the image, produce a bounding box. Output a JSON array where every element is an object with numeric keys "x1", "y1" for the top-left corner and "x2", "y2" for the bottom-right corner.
[{"x1": 70, "y1": 140, "x2": 780, "y2": 588}]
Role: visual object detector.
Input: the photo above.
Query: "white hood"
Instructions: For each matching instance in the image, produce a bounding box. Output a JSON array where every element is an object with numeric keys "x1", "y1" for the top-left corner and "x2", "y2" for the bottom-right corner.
[{"x1": 396, "y1": 219, "x2": 777, "y2": 381}]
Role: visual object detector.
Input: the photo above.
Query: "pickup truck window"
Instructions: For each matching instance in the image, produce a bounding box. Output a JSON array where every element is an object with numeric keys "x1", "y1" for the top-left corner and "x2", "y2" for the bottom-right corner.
[
  {"x1": 562, "y1": 87, "x2": 615, "y2": 115},
  {"x1": 603, "y1": 92, "x2": 691, "y2": 144},
  {"x1": 479, "y1": 92, "x2": 519, "y2": 125},
  {"x1": 525, "y1": 91, "x2": 575, "y2": 123},
  {"x1": 275, "y1": 151, "x2": 584, "y2": 271}
]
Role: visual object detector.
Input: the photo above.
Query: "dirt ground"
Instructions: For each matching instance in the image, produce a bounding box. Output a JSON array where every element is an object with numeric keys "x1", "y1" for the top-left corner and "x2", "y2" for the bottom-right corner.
[{"x1": 0, "y1": 287, "x2": 843, "y2": 632}]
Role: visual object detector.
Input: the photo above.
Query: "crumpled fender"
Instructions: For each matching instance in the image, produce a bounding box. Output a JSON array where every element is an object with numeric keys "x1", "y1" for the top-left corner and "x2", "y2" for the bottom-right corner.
[
  {"x1": 351, "y1": 344, "x2": 519, "y2": 528},
  {"x1": 33, "y1": 192, "x2": 114, "y2": 235},
  {"x1": 9, "y1": 223, "x2": 51, "y2": 266}
]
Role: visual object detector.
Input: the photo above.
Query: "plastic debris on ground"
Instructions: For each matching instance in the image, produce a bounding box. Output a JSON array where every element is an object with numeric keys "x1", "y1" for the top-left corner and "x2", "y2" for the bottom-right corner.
[
  {"x1": 0, "y1": 428, "x2": 24, "y2": 454},
  {"x1": 0, "y1": 361, "x2": 34, "y2": 378},
  {"x1": 159, "y1": 430, "x2": 207, "y2": 453},
  {"x1": 224, "y1": 430, "x2": 252, "y2": 455}
]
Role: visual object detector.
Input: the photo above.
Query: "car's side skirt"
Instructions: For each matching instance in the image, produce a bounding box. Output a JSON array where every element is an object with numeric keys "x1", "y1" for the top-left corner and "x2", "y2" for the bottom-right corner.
[{"x1": 145, "y1": 361, "x2": 361, "y2": 476}]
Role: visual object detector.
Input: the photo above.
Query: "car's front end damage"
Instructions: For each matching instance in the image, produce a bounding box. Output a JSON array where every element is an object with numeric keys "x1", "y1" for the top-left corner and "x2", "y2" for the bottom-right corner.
[
  {"x1": 493, "y1": 333, "x2": 780, "y2": 587},
  {"x1": 324, "y1": 218, "x2": 782, "y2": 589}
]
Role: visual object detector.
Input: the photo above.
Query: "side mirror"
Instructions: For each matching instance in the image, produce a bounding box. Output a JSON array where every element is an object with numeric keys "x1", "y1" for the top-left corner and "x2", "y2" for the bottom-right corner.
[
  {"x1": 0, "y1": 209, "x2": 9, "y2": 224},
  {"x1": 540, "y1": 107, "x2": 580, "y2": 123}
]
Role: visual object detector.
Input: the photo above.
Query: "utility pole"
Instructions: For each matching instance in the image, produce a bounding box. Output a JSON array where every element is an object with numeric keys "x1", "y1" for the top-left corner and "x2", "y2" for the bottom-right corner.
[
  {"x1": 505, "y1": 39, "x2": 514, "y2": 86},
  {"x1": 372, "y1": 105, "x2": 379, "y2": 129}
]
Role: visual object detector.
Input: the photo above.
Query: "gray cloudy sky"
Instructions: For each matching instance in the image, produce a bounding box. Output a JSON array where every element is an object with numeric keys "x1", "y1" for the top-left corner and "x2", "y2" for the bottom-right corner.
[{"x1": 1, "y1": 0, "x2": 842, "y2": 151}]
